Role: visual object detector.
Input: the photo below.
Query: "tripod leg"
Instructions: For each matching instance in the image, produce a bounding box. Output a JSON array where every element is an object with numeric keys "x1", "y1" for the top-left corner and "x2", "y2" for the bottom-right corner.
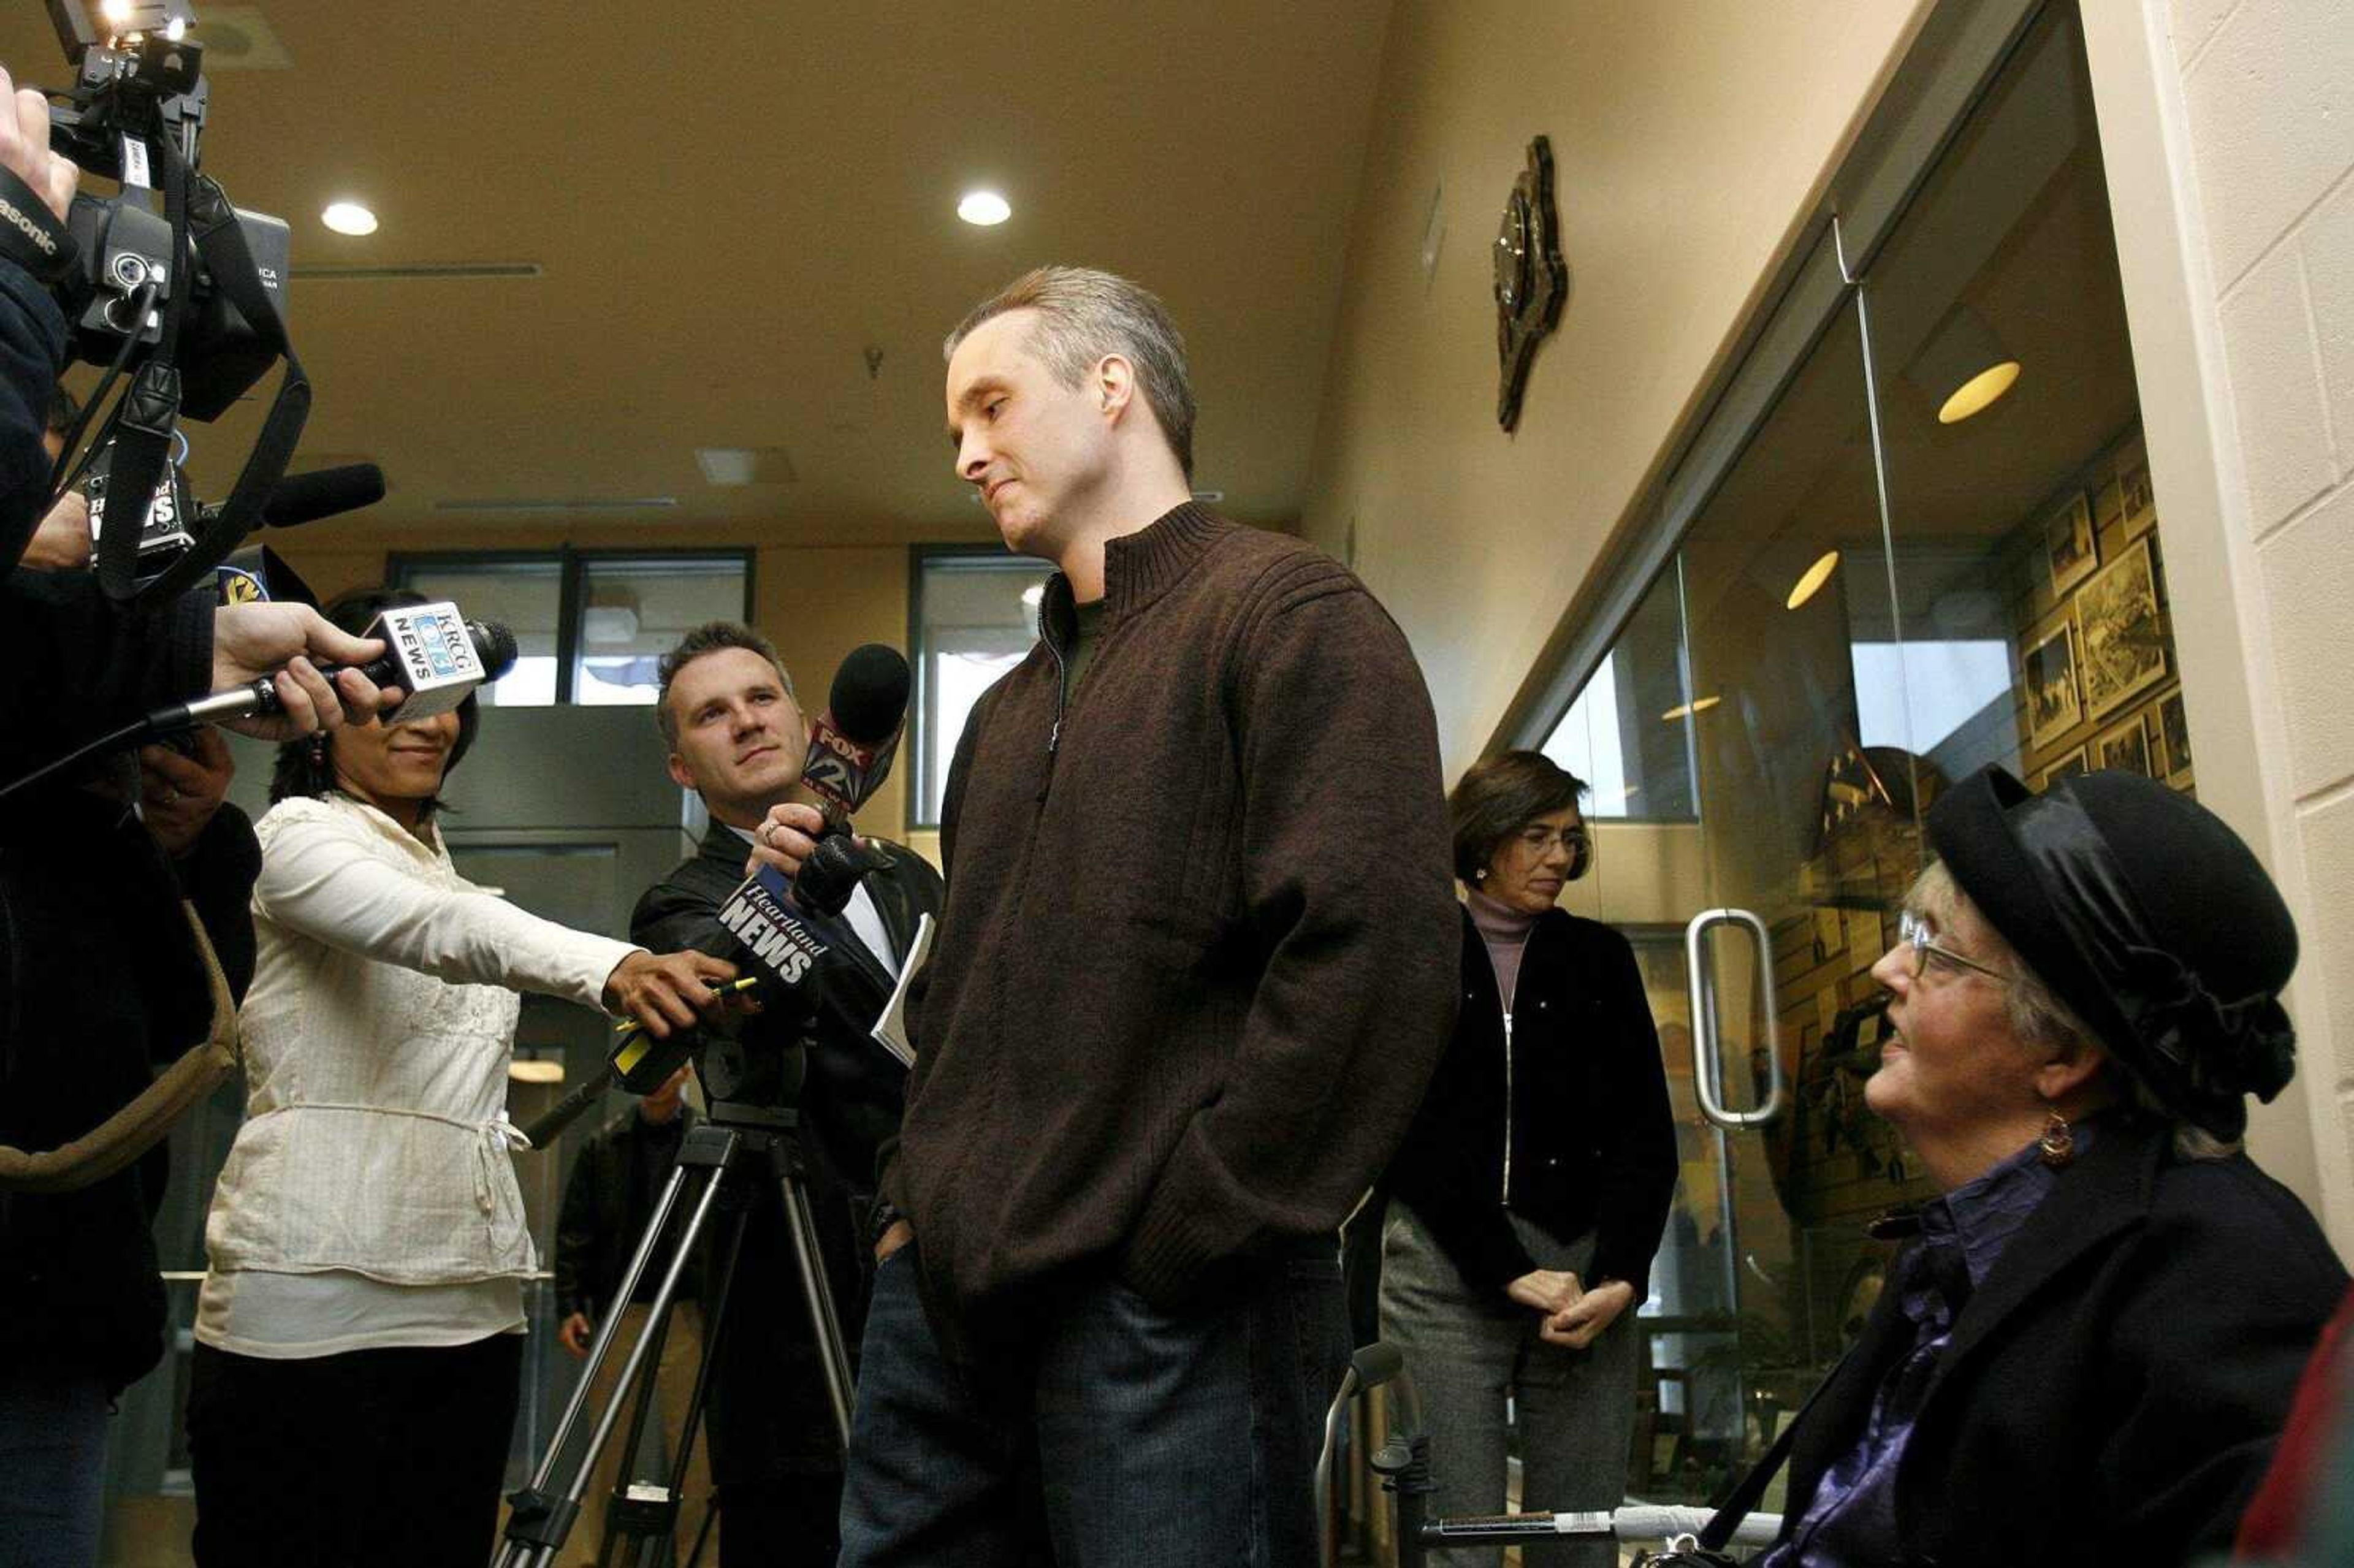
[
  {"x1": 507, "y1": 1130, "x2": 745, "y2": 1568},
  {"x1": 776, "y1": 1168, "x2": 857, "y2": 1448},
  {"x1": 613, "y1": 1190, "x2": 755, "y2": 1568},
  {"x1": 500, "y1": 1157, "x2": 700, "y2": 1568},
  {"x1": 595, "y1": 1304, "x2": 679, "y2": 1568}
]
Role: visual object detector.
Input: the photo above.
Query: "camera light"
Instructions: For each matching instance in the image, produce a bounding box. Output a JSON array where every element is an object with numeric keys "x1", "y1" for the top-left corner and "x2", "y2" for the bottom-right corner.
[
  {"x1": 958, "y1": 190, "x2": 1013, "y2": 227},
  {"x1": 321, "y1": 202, "x2": 379, "y2": 237},
  {"x1": 166, "y1": 17, "x2": 187, "y2": 40}
]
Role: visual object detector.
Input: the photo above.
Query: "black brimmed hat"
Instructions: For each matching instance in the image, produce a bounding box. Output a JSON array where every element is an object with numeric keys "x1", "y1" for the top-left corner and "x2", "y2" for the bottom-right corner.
[{"x1": 1924, "y1": 765, "x2": 2297, "y2": 1141}]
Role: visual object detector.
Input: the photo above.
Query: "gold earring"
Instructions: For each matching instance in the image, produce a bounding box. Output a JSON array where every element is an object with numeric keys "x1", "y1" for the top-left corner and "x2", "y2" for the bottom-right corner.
[{"x1": 2038, "y1": 1106, "x2": 2075, "y2": 1169}]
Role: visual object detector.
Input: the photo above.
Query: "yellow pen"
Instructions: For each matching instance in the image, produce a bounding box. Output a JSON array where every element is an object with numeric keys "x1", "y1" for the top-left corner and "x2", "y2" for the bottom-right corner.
[{"x1": 610, "y1": 975, "x2": 761, "y2": 1033}]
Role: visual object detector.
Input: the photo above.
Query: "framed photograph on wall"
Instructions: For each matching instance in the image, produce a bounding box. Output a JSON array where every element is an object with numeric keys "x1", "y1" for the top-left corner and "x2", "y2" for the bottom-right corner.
[
  {"x1": 2092, "y1": 474, "x2": 2126, "y2": 535},
  {"x1": 2076, "y1": 537, "x2": 2169, "y2": 720},
  {"x1": 2044, "y1": 492, "x2": 2098, "y2": 596},
  {"x1": 2120, "y1": 460, "x2": 2156, "y2": 539},
  {"x1": 2158, "y1": 688, "x2": 2193, "y2": 780},
  {"x1": 2036, "y1": 747, "x2": 2089, "y2": 792},
  {"x1": 2021, "y1": 619, "x2": 2082, "y2": 750},
  {"x1": 2095, "y1": 714, "x2": 2152, "y2": 777}
]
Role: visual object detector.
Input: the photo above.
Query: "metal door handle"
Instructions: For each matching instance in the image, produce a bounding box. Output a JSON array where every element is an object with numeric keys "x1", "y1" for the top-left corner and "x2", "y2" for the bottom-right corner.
[{"x1": 1685, "y1": 907, "x2": 1786, "y2": 1129}]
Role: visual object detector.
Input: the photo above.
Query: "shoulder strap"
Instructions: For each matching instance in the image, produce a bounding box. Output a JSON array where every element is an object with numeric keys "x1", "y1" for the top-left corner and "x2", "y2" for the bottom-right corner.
[
  {"x1": 1697, "y1": 1346, "x2": 1846, "y2": 1551},
  {"x1": 0, "y1": 900, "x2": 239, "y2": 1192}
]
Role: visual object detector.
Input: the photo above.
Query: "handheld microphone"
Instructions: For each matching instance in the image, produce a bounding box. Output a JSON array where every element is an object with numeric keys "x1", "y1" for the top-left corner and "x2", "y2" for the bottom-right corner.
[
  {"x1": 800, "y1": 644, "x2": 910, "y2": 824},
  {"x1": 199, "y1": 463, "x2": 387, "y2": 533},
  {"x1": 139, "y1": 601, "x2": 518, "y2": 739},
  {"x1": 787, "y1": 644, "x2": 910, "y2": 916},
  {"x1": 520, "y1": 892, "x2": 834, "y2": 1148}
]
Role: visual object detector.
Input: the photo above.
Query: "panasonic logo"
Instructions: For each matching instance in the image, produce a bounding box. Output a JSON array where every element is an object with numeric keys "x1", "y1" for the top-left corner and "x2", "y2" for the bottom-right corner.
[{"x1": 0, "y1": 197, "x2": 57, "y2": 256}]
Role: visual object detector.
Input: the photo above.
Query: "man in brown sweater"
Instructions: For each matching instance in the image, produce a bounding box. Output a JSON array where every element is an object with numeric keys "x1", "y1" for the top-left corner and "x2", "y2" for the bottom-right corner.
[{"x1": 749, "y1": 266, "x2": 1458, "y2": 1566}]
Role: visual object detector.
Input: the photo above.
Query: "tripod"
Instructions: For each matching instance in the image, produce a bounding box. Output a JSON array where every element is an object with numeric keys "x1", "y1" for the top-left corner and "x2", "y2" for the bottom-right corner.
[{"x1": 497, "y1": 1027, "x2": 857, "y2": 1568}]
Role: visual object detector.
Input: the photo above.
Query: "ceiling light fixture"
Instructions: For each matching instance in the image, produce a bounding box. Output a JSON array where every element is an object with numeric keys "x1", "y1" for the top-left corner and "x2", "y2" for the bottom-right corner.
[
  {"x1": 1659, "y1": 695, "x2": 1721, "y2": 723},
  {"x1": 1906, "y1": 304, "x2": 2020, "y2": 425},
  {"x1": 321, "y1": 201, "x2": 378, "y2": 237},
  {"x1": 958, "y1": 190, "x2": 1012, "y2": 227},
  {"x1": 1786, "y1": 549, "x2": 1841, "y2": 611}
]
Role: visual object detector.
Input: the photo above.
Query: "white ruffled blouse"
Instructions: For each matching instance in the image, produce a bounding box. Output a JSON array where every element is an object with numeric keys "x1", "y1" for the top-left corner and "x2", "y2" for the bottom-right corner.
[{"x1": 202, "y1": 794, "x2": 636, "y2": 1325}]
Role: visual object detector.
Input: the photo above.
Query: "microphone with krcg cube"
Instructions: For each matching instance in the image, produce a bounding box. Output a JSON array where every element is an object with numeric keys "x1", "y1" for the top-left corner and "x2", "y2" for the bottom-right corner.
[
  {"x1": 0, "y1": 601, "x2": 517, "y2": 804},
  {"x1": 137, "y1": 600, "x2": 517, "y2": 740}
]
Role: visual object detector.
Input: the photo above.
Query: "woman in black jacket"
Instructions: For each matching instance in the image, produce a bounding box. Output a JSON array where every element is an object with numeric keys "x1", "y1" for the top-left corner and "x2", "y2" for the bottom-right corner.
[
  {"x1": 1743, "y1": 766, "x2": 2347, "y2": 1566},
  {"x1": 1381, "y1": 752, "x2": 1678, "y2": 1566}
]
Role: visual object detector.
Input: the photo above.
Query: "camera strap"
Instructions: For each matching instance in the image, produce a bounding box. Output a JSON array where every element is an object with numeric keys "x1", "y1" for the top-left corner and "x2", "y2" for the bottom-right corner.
[
  {"x1": 95, "y1": 147, "x2": 311, "y2": 607},
  {"x1": 0, "y1": 162, "x2": 76, "y2": 287}
]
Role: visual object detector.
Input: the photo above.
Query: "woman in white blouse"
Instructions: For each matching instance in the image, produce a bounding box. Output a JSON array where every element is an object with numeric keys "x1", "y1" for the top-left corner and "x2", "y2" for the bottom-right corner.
[{"x1": 184, "y1": 590, "x2": 737, "y2": 1567}]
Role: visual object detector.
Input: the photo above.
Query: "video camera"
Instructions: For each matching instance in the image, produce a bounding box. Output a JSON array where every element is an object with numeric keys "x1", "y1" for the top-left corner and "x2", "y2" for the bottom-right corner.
[{"x1": 37, "y1": 1, "x2": 310, "y2": 606}]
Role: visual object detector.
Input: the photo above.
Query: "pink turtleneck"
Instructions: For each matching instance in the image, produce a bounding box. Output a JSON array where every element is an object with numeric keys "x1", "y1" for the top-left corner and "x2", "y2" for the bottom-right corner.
[{"x1": 1466, "y1": 886, "x2": 1540, "y2": 1010}]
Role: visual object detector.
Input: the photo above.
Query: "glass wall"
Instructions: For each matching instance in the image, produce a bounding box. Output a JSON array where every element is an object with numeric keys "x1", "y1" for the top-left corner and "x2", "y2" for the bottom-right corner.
[{"x1": 1536, "y1": 1, "x2": 2194, "y2": 1512}]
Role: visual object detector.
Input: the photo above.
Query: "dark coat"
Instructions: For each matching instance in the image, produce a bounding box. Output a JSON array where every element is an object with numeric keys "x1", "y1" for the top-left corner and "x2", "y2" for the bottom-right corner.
[
  {"x1": 1385, "y1": 905, "x2": 1678, "y2": 1300},
  {"x1": 1772, "y1": 1116, "x2": 2347, "y2": 1566},
  {"x1": 0, "y1": 799, "x2": 259, "y2": 1393},
  {"x1": 0, "y1": 254, "x2": 255, "y2": 1395},
  {"x1": 630, "y1": 820, "x2": 942, "y2": 1485}
]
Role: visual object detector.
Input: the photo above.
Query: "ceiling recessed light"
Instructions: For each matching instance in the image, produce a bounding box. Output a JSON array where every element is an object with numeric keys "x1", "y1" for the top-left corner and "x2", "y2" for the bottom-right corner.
[
  {"x1": 321, "y1": 201, "x2": 378, "y2": 237},
  {"x1": 958, "y1": 190, "x2": 1012, "y2": 227},
  {"x1": 1786, "y1": 549, "x2": 1841, "y2": 611}
]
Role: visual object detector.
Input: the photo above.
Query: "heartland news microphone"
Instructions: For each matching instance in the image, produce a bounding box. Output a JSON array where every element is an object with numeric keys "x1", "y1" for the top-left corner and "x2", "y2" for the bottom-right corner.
[{"x1": 139, "y1": 600, "x2": 519, "y2": 739}]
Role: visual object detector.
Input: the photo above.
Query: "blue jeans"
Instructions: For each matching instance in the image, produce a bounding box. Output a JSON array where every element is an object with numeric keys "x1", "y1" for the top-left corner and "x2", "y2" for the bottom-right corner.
[
  {"x1": 840, "y1": 1238, "x2": 1350, "y2": 1568},
  {"x1": 0, "y1": 1363, "x2": 110, "y2": 1568}
]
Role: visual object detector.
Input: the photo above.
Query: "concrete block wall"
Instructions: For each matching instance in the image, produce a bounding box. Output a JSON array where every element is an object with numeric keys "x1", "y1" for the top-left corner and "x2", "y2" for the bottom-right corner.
[{"x1": 2163, "y1": 0, "x2": 2354, "y2": 1231}]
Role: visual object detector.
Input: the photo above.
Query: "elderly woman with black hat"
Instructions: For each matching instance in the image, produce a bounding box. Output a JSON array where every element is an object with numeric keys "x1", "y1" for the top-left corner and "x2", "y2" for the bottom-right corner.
[{"x1": 1740, "y1": 766, "x2": 2348, "y2": 1567}]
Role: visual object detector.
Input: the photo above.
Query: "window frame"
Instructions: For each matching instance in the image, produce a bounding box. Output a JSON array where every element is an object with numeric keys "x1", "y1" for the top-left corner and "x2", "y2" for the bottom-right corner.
[
  {"x1": 906, "y1": 544, "x2": 1052, "y2": 832},
  {"x1": 389, "y1": 546, "x2": 756, "y2": 704}
]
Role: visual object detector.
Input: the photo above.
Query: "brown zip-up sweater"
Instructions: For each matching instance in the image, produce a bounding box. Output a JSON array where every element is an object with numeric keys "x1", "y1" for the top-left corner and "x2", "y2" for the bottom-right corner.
[{"x1": 886, "y1": 503, "x2": 1460, "y2": 1327}]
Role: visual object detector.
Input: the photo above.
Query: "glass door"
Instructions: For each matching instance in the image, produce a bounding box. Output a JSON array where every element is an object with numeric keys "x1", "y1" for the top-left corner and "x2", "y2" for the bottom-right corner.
[
  {"x1": 1673, "y1": 294, "x2": 1931, "y2": 1493},
  {"x1": 1537, "y1": 0, "x2": 2177, "y2": 1516},
  {"x1": 1542, "y1": 300, "x2": 1933, "y2": 1507}
]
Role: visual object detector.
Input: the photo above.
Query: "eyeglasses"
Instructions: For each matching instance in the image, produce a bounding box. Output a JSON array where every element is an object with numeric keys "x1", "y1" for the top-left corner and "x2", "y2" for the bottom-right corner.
[
  {"x1": 1514, "y1": 825, "x2": 1590, "y2": 856},
  {"x1": 1897, "y1": 910, "x2": 2006, "y2": 984}
]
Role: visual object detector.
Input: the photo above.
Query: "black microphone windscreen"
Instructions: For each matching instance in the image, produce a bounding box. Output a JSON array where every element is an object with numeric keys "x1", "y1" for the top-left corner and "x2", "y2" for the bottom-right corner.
[
  {"x1": 469, "y1": 620, "x2": 519, "y2": 680},
  {"x1": 262, "y1": 464, "x2": 387, "y2": 529},
  {"x1": 828, "y1": 644, "x2": 912, "y2": 744}
]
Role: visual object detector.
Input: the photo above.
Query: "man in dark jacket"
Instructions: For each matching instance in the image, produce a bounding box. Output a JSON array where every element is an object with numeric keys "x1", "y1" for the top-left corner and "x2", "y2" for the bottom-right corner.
[
  {"x1": 0, "y1": 66, "x2": 398, "y2": 1566},
  {"x1": 630, "y1": 622, "x2": 943, "y2": 1568},
  {"x1": 752, "y1": 267, "x2": 1460, "y2": 1567}
]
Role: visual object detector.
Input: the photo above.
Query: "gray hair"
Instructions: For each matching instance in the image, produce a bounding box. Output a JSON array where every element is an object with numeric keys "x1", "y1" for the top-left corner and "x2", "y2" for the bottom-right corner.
[
  {"x1": 943, "y1": 265, "x2": 1197, "y2": 479},
  {"x1": 1903, "y1": 861, "x2": 2236, "y2": 1161}
]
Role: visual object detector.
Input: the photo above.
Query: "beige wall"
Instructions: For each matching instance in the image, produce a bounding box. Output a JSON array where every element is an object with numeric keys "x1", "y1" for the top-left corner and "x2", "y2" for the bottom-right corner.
[
  {"x1": 265, "y1": 522, "x2": 932, "y2": 850},
  {"x1": 1298, "y1": 0, "x2": 1933, "y2": 772},
  {"x1": 2080, "y1": 0, "x2": 2354, "y2": 1249}
]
